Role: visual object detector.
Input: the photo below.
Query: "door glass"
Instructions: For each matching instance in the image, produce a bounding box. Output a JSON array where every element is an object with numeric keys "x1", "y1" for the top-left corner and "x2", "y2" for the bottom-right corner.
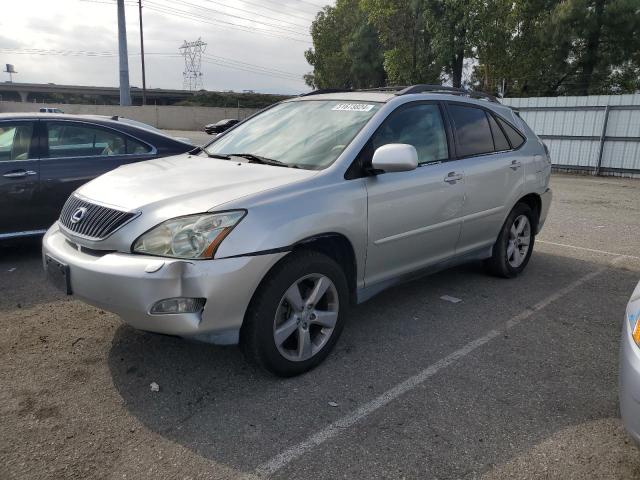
[
  {"x1": 487, "y1": 113, "x2": 510, "y2": 151},
  {"x1": 370, "y1": 104, "x2": 448, "y2": 164},
  {"x1": 448, "y1": 104, "x2": 494, "y2": 157},
  {"x1": 45, "y1": 122, "x2": 149, "y2": 158},
  {"x1": 0, "y1": 123, "x2": 34, "y2": 161}
]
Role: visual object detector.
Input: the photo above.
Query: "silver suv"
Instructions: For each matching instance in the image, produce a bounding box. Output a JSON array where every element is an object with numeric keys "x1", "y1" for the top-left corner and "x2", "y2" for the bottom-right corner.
[{"x1": 43, "y1": 85, "x2": 552, "y2": 376}]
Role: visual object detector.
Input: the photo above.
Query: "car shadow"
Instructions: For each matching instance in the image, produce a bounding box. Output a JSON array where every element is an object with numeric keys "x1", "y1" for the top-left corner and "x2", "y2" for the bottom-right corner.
[
  {"x1": 107, "y1": 251, "x2": 634, "y2": 474},
  {"x1": 0, "y1": 236, "x2": 67, "y2": 312}
]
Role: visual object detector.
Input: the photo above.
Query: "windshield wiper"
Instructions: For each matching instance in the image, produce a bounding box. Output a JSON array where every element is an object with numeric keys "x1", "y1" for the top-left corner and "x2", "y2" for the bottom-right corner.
[
  {"x1": 204, "y1": 152, "x2": 231, "y2": 159},
  {"x1": 229, "y1": 153, "x2": 289, "y2": 167}
]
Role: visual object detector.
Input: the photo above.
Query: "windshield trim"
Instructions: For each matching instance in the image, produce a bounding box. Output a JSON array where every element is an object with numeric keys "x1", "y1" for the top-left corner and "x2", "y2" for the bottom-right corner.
[{"x1": 202, "y1": 99, "x2": 384, "y2": 170}]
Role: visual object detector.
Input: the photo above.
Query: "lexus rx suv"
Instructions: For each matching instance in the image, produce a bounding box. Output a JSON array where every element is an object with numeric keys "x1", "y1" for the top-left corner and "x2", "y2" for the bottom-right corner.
[{"x1": 43, "y1": 85, "x2": 552, "y2": 376}]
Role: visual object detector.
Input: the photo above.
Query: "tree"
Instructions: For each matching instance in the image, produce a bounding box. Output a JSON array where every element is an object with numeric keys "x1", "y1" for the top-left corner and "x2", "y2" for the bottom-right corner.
[
  {"x1": 472, "y1": 0, "x2": 640, "y2": 96},
  {"x1": 361, "y1": 0, "x2": 442, "y2": 84},
  {"x1": 304, "y1": 0, "x2": 385, "y2": 89}
]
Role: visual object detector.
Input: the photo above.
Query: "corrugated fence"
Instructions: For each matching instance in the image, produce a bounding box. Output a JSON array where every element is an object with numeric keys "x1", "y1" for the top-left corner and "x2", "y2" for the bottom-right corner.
[{"x1": 502, "y1": 94, "x2": 640, "y2": 177}]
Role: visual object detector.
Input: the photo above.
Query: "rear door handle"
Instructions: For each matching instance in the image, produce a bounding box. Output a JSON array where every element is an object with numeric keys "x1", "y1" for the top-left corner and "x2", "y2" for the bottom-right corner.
[
  {"x1": 510, "y1": 160, "x2": 522, "y2": 170},
  {"x1": 444, "y1": 172, "x2": 463, "y2": 183},
  {"x1": 2, "y1": 170, "x2": 37, "y2": 179}
]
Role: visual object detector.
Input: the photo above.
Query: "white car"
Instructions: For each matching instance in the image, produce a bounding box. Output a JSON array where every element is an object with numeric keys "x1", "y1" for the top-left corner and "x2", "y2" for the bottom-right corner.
[{"x1": 620, "y1": 280, "x2": 640, "y2": 445}]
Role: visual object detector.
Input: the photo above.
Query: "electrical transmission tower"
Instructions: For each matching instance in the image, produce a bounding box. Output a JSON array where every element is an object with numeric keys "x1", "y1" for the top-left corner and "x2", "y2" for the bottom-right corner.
[{"x1": 179, "y1": 38, "x2": 206, "y2": 91}]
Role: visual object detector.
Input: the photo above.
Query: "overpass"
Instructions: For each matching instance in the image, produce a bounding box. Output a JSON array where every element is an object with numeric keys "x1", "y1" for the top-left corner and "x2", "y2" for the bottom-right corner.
[{"x1": 0, "y1": 82, "x2": 196, "y2": 105}]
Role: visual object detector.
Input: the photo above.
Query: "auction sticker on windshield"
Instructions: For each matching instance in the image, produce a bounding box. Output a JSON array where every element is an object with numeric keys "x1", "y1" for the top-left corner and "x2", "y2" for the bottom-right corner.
[{"x1": 332, "y1": 103, "x2": 376, "y2": 112}]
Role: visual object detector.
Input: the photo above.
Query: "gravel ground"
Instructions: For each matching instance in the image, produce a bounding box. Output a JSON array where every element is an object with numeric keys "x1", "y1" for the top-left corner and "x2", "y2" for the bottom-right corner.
[{"x1": 1, "y1": 173, "x2": 639, "y2": 479}]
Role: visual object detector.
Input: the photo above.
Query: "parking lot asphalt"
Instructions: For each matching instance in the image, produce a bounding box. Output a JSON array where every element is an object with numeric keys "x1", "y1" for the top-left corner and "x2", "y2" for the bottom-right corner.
[{"x1": 1, "y1": 173, "x2": 639, "y2": 479}]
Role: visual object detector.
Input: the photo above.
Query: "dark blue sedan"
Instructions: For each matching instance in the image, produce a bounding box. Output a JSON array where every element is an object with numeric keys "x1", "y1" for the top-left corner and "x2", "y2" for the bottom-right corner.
[{"x1": 0, "y1": 113, "x2": 193, "y2": 239}]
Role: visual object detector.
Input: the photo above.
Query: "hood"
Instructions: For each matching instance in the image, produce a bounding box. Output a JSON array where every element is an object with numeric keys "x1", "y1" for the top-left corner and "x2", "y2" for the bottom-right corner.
[{"x1": 77, "y1": 154, "x2": 317, "y2": 214}]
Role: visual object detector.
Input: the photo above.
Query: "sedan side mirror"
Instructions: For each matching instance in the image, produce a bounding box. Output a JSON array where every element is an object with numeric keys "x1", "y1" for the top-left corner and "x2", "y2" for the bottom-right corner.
[{"x1": 371, "y1": 144, "x2": 418, "y2": 173}]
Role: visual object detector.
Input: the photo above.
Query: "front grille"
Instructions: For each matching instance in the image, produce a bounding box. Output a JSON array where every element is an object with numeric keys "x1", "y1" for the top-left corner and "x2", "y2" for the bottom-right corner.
[{"x1": 59, "y1": 195, "x2": 137, "y2": 240}]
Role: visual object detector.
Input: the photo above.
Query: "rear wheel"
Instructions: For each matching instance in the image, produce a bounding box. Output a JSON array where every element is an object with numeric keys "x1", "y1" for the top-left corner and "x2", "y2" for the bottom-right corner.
[
  {"x1": 240, "y1": 250, "x2": 349, "y2": 377},
  {"x1": 485, "y1": 203, "x2": 535, "y2": 278}
]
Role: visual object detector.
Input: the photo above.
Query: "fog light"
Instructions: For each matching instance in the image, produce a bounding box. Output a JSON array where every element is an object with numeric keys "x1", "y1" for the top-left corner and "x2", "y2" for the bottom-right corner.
[{"x1": 150, "y1": 297, "x2": 206, "y2": 315}]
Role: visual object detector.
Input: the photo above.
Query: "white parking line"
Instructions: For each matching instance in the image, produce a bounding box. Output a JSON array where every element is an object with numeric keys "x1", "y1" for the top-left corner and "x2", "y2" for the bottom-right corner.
[
  {"x1": 252, "y1": 256, "x2": 624, "y2": 478},
  {"x1": 537, "y1": 240, "x2": 640, "y2": 260}
]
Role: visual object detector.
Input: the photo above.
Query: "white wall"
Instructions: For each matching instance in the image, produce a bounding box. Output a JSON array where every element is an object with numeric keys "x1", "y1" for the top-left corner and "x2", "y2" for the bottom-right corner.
[
  {"x1": 0, "y1": 101, "x2": 261, "y2": 131},
  {"x1": 503, "y1": 94, "x2": 640, "y2": 176}
]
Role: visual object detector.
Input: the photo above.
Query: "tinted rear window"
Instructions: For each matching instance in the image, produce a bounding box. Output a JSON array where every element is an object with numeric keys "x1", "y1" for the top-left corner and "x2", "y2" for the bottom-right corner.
[
  {"x1": 448, "y1": 104, "x2": 494, "y2": 157},
  {"x1": 496, "y1": 116, "x2": 526, "y2": 148},
  {"x1": 487, "y1": 113, "x2": 510, "y2": 151}
]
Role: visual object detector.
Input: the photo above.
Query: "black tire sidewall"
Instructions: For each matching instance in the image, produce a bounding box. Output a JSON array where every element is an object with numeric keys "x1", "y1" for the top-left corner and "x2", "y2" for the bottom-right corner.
[
  {"x1": 242, "y1": 250, "x2": 349, "y2": 376},
  {"x1": 492, "y1": 203, "x2": 535, "y2": 278}
]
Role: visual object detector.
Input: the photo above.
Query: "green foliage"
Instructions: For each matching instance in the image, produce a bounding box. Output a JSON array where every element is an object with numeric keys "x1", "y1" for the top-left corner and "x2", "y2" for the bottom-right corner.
[
  {"x1": 362, "y1": 0, "x2": 441, "y2": 84},
  {"x1": 304, "y1": 0, "x2": 386, "y2": 89},
  {"x1": 305, "y1": 0, "x2": 640, "y2": 96},
  {"x1": 472, "y1": 0, "x2": 640, "y2": 96},
  {"x1": 176, "y1": 91, "x2": 291, "y2": 109}
]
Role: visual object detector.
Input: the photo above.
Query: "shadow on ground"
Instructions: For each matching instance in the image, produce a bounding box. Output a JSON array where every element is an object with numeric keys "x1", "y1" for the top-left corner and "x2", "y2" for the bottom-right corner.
[{"x1": 107, "y1": 251, "x2": 637, "y2": 475}]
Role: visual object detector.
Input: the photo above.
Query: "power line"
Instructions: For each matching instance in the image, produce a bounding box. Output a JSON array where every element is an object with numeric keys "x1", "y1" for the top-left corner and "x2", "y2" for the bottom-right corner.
[
  {"x1": 200, "y1": 57, "x2": 303, "y2": 82},
  {"x1": 0, "y1": 48, "x2": 305, "y2": 83},
  {"x1": 153, "y1": 0, "x2": 310, "y2": 37},
  {"x1": 242, "y1": 0, "x2": 322, "y2": 18},
  {"x1": 76, "y1": 0, "x2": 313, "y2": 43},
  {"x1": 201, "y1": 55, "x2": 302, "y2": 81},
  {"x1": 143, "y1": 1, "x2": 311, "y2": 43},
  {"x1": 220, "y1": 0, "x2": 316, "y2": 23},
  {"x1": 195, "y1": 0, "x2": 311, "y2": 30}
]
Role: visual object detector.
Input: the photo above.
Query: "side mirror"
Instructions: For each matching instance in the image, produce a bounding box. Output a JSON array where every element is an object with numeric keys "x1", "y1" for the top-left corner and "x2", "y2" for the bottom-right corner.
[{"x1": 371, "y1": 144, "x2": 418, "y2": 173}]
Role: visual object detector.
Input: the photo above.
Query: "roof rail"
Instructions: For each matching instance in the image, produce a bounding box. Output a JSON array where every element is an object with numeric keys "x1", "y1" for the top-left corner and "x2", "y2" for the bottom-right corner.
[
  {"x1": 299, "y1": 84, "x2": 499, "y2": 103},
  {"x1": 300, "y1": 88, "x2": 352, "y2": 97},
  {"x1": 397, "y1": 84, "x2": 499, "y2": 103}
]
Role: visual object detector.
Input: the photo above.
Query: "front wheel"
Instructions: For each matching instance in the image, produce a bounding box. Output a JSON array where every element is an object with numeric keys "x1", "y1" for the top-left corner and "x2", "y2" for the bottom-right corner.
[
  {"x1": 485, "y1": 203, "x2": 535, "y2": 278},
  {"x1": 240, "y1": 250, "x2": 349, "y2": 377}
]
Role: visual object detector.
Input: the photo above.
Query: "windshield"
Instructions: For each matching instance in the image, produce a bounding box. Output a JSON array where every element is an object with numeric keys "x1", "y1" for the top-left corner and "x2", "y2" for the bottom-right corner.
[{"x1": 204, "y1": 100, "x2": 381, "y2": 169}]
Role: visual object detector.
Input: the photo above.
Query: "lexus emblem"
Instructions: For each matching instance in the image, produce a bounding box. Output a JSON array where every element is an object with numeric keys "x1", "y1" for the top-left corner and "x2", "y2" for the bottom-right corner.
[{"x1": 70, "y1": 207, "x2": 88, "y2": 224}]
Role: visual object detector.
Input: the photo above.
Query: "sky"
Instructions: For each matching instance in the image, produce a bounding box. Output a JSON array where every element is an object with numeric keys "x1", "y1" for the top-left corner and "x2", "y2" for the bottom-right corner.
[{"x1": 0, "y1": 0, "x2": 333, "y2": 94}]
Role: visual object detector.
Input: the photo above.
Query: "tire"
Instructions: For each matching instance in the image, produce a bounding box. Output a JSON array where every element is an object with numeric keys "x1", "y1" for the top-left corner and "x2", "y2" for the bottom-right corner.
[
  {"x1": 485, "y1": 203, "x2": 536, "y2": 278},
  {"x1": 240, "y1": 250, "x2": 349, "y2": 377}
]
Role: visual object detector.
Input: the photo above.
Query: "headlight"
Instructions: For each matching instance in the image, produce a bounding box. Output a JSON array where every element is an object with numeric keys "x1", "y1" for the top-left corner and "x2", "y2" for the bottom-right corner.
[{"x1": 132, "y1": 210, "x2": 245, "y2": 259}]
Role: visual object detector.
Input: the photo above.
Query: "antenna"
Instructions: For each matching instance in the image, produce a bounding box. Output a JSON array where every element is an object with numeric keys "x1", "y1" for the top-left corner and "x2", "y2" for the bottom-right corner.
[
  {"x1": 179, "y1": 38, "x2": 206, "y2": 91},
  {"x1": 3, "y1": 64, "x2": 17, "y2": 83}
]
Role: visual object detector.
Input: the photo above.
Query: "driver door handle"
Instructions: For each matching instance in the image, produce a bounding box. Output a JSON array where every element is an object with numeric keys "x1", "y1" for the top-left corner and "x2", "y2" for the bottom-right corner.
[
  {"x1": 444, "y1": 172, "x2": 463, "y2": 183},
  {"x1": 3, "y1": 170, "x2": 37, "y2": 179},
  {"x1": 510, "y1": 160, "x2": 522, "y2": 170}
]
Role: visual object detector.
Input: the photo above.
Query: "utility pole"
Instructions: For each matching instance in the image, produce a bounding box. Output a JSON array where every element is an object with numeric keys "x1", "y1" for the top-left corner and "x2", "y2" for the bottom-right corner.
[
  {"x1": 138, "y1": 0, "x2": 147, "y2": 105},
  {"x1": 117, "y1": 0, "x2": 132, "y2": 106}
]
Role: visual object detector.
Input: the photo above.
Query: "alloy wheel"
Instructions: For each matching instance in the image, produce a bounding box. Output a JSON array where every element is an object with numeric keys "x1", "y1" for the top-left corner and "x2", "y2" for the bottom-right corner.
[
  {"x1": 506, "y1": 214, "x2": 531, "y2": 268},
  {"x1": 273, "y1": 274, "x2": 339, "y2": 362}
]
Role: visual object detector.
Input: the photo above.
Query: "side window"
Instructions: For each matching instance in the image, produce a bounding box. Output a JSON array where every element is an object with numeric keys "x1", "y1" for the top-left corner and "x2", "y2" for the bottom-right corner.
[
  {"x1": 370, "y1": 104, "x2": 448, "y2": 164},
  {"x1": 448, "y1": 104, "x2": 494, "y2": 157},
  {"x1": 487, "y1": 113, "x2": 510, "y2": 151},
  {"x1": 0, "y1": 123, "x2": 34, "y2": 161},
  {"x1": 126, "y1": 136, "x2": 152, "y2": 154},
  {"x1": 496, "y1": 116, "x2": 526, "y2": 149},
  {"x1": 45, "y1": 122, "x2": 150, "y2": 158}
]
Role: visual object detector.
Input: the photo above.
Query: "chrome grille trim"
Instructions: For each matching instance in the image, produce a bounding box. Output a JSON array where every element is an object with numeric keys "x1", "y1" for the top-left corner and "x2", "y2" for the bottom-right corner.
[{"x1": 59, "y1": 195, "x2": 138, "y2": 241}]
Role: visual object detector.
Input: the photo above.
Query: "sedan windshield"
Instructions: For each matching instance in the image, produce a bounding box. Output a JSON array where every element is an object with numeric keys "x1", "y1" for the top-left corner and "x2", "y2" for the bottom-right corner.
[{"x1": 204, "y1": 100, "x2": 382, "y2": 169}]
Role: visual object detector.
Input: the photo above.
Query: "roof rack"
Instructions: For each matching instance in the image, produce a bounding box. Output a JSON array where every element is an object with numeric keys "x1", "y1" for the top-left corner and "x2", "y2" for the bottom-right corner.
[
  {"x1": 397, "y1": 84, "x2": 499, "y2": 103},
  {"x1": 300, "y1": 88, "x2": 352, "y2": 97},
  {"x1": 300, "y1": 84, "x2": 499, "y2": 103}
]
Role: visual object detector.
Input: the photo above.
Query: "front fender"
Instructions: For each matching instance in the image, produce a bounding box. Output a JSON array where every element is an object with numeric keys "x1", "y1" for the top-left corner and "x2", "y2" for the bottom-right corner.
[{"x1": 215, "y1": 178, "x2": 368, "y2": 288}]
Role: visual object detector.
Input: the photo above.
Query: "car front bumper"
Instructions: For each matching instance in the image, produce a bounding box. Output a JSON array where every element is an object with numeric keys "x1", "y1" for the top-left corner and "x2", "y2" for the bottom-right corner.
[
  {"x1": 620, "y1": 318, "x2": 640, "y2": 446},
  {"x1": 42, "y1": 223, "x2": 286, "y2": 344}
]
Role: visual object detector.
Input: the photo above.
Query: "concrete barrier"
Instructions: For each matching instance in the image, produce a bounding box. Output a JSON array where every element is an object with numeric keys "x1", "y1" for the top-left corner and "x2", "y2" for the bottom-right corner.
[{"x1": 0, "y1": 101, "x2": 261, "y2": 131}]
